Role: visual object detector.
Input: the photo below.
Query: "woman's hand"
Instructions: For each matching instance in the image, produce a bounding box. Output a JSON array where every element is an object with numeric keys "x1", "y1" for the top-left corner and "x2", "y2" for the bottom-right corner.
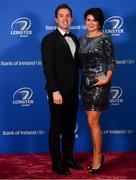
[
  {"x1": 92, "y1": 76, "x2": 108, "y2": 86},
  {"x1": 93, "y1": 70, "x2": 113, "y2": 86}
]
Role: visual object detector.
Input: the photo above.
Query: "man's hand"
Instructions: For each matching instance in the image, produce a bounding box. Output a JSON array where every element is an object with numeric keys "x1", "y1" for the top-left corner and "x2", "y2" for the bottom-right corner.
[{"x1": 53, "y1": 91, "x2": 63, "y2": 104}]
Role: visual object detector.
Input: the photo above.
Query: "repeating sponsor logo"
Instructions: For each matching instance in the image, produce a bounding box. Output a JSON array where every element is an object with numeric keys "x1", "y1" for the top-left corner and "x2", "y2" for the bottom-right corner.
[
  {"x1": 116, "y1": 59, "x2": 135, "y2": 65},
  {"x1": 74, "y1": 124, "x2": 78, "y2": 133},
  {"x1": 45, "y1": 25, "x2": 87, "y2": 31},
  {"x1": 3, "y1": 130, "x2": 45, "y2": 136},
  {"x1": 0, "y1": 60, "x2": 42, "y2": 67},
  {"x1": 103, "y1": 16, "x2": 124, "y2": 36},
  {"x1": 74, "y1": 124, "x2": 79, "y2": 138},
  {"x1": 13, "y1": 87, "x2": 34, "y2": 106},
  {"x1": 103, "y1": 129, "x2": 134, "y2": 135},
  {"x1": 11, "y1": 17, "x2": 32, "y2": 37},
  {"x1": 110, "y1": 86, "x2": 123, "y2": 105}
]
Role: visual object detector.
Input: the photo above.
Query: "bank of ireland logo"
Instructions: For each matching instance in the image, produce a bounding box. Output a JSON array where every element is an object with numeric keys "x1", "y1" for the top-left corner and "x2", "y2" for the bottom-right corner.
[
  {"x1": 103, "y1": 16, "x2": 124, "y2": 36},
  {"x1": 110, "y1": 86, "x2": 123, "y2": 105},
  {"x1": 13, "y1": 87, "x2": 34, "y2": 106},
  {"x1": 11, "y1": 17, "x2": 32, "y2": 37}
]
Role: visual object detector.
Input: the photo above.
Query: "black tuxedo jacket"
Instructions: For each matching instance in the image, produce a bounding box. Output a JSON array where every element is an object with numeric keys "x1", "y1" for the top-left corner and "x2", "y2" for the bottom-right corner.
[{"x1": 41, "y1": 29, "x2": 81, "y2": 93}]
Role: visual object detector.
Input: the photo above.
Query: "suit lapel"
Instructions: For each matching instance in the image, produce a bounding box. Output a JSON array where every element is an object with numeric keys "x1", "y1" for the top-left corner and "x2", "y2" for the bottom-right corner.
[
  {"x1": 55, "y1": 29, "x2": 77, "y2": 59},
  {"x1": 55, "y1": 29, "x2": 69, "y2": 48}
]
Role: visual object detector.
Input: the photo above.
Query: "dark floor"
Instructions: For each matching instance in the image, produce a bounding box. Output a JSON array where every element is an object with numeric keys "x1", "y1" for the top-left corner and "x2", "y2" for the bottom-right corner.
[{"x1": 0, "y1": 152, "x2": 136, "y2": 179}]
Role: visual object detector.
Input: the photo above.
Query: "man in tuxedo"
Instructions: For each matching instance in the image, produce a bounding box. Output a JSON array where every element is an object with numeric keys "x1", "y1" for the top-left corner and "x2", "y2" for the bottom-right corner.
[{"x1": 41, "y1": 3, "x2": 83, "y2": 175}]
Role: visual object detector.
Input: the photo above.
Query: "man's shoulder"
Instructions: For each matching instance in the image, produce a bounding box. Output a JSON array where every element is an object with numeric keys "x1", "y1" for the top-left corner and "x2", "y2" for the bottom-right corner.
[
  {"x1": 42, "y1": 29, "x2": 58, "y2": 42},
  {"x1": 70, "y1": 32, "x2": 78, "y2": 39},
  {"x1": 70, "y1": 32, "x2": 79, "y2": 44}
]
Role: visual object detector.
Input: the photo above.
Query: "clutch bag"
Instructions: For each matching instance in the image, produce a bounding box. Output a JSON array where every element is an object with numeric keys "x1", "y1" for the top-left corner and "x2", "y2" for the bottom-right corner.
[{"x1": 85, "y1": 77, "x2": 98, "y2": 86}]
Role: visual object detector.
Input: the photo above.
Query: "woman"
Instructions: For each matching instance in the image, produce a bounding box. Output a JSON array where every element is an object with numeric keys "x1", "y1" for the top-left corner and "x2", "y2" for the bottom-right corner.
[{"x1": 79, "y1": 8, "x2": 116, "y2": 173}]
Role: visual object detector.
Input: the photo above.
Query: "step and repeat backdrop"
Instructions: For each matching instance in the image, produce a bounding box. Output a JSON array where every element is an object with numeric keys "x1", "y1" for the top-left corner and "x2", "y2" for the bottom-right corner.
[{"x1": 0, "y1": 0, "x2": 136, "y2": 153}]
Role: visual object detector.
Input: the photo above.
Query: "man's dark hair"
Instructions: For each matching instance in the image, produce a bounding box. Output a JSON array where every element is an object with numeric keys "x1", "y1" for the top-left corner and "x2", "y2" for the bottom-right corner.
[
  {"x1": 84, "y1": 8, "x2": 104, "y2": 29},
  {"x1": 55, "y1": 3, "x2": 73, "y2": 18}
]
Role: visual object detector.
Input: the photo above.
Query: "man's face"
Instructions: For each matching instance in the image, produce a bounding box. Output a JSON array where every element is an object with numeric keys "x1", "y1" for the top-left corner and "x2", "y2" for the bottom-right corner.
[{"x1": 55, "y1": 8, "x2": 73, "y2": 32}]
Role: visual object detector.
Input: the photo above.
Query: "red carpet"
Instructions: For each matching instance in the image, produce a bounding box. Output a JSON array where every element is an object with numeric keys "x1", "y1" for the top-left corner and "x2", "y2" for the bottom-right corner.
[{"x1": 0, "y1": 152, "x2": 136, "y2": 179}]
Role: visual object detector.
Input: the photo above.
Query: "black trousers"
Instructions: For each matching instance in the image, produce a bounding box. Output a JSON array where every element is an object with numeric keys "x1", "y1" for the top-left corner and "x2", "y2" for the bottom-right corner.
[{"x1": 48, "y1": 90, "x2": 78, "y2": 165}]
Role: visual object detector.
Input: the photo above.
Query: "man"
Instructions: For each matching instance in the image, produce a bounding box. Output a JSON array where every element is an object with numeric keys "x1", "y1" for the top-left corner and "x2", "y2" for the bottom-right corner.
[{"x1": 41, "y1": 3, "x2": 83, "y2": 175}]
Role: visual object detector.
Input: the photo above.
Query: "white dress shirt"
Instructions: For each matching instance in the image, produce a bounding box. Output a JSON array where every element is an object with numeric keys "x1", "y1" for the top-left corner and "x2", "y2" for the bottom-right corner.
[{"x1": 58, "y1": 28, "x2": 76, "y2": 58}]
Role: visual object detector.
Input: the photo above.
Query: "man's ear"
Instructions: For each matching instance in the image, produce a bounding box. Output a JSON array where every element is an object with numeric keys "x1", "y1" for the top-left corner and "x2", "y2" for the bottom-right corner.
[{"x1": 55, "y1": 17, "x2": 58, "y2": 24}]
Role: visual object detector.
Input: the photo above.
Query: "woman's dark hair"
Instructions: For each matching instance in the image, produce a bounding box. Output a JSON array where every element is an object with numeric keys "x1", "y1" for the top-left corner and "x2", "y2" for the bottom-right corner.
[
  {"x1": 84, "y1": 8, "x2": 104, "y2": 29},
  {"x1": 55, "y1": 3, "x2": 73, "y2": 18}
]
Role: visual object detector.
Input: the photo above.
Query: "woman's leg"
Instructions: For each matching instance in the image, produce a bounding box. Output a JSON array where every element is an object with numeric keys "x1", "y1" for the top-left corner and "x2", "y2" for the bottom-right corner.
[{"x1": 86, "y1": 111, "x2": 103, "y2": 169}]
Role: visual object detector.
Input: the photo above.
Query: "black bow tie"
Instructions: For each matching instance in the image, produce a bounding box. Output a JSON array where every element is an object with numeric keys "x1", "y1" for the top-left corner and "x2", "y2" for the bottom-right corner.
[{"x1": 63, "y1": 32, "x2": 71, "y2": 37}]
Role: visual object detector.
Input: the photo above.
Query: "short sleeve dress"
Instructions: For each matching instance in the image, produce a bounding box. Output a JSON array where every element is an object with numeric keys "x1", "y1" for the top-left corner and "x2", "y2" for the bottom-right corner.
[{"x1": 79, "y1": 33, "x2": 116, "y2": 111}]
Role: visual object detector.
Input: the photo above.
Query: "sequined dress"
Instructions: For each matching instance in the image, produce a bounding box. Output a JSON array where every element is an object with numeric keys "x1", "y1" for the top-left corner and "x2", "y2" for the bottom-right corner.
[{"x1": 79, "y1": 33, "x2": 116, "y2": 111}]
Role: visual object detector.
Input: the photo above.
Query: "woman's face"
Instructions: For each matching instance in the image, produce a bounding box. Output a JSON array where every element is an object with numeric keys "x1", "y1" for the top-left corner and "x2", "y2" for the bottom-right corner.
[{"x1": 85, "y1": 14, "x2": 99, "y2": 32}]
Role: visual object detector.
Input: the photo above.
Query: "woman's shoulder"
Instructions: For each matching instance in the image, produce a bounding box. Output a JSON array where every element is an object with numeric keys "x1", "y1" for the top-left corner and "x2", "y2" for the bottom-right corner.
[
  {"x1": 102, "y1": 33, "x2": 112, "y2": 41},
  {"x1": 101, "y1": 33, "x2": 114, "y2": 49},
  {"x1": 79, "y1": 34, "x2": 86, "y2": 41}
]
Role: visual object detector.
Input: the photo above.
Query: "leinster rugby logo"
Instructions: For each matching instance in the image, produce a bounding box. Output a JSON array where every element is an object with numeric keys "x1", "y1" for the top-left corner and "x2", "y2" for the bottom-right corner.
[
  {"x1": 13, "y1": 87, "x2": 34, "y2": 106},
  {"x1": 11, "y1": 17, "x2": 32, "y2": 37},
  {"x1": 110, "y1": 86, "x2": 123, "y2": 105},
  {"x1": 103, "y1": 16, "x2": 124, "y2": 36}
]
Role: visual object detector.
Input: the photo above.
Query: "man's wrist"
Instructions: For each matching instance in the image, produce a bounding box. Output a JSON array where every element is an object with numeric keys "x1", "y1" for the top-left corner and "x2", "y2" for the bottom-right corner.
[{"x1": 53, "y1": 91, "x2": 60, "y2": 94}]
